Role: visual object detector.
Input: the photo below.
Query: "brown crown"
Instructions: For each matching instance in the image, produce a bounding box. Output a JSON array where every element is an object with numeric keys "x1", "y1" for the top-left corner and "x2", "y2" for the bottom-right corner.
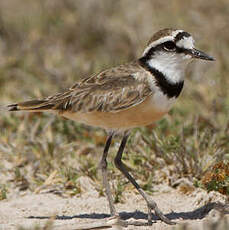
[{"x1": 147, "y1": 28, "x2": 177, "y2": 45}]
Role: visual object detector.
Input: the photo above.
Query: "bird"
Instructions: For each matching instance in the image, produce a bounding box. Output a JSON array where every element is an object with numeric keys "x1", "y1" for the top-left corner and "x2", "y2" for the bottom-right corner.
[{"x1": 1, "y1": 28, "x2": 214, "y2": 225}]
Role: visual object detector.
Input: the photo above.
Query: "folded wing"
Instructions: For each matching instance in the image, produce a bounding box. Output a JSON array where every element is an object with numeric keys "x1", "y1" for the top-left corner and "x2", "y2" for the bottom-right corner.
[{"x1": 6, "y1": 62, "x2": 152, "y2": 113}]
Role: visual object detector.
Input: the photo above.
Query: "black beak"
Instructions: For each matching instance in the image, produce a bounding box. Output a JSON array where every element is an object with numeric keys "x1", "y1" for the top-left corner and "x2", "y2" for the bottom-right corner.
[{"x1": 190, "y1": 48, "x2": 215, "y2": 61}]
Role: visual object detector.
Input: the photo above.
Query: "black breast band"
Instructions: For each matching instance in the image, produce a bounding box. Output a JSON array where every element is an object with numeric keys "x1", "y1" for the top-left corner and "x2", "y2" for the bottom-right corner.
[{"x1": 138, "y1": 57, "x2": 184, "y2": 98}]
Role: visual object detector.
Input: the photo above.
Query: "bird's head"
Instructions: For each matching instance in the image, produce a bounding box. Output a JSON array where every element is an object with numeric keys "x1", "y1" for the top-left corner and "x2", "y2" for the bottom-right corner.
[{"x1": 139, "y1": 28, "x2": 215, "y2": 83}]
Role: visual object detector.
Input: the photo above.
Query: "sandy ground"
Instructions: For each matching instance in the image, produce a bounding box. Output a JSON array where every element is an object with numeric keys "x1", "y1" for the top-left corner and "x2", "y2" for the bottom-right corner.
[{"x1": 0, "y1": 177, "x2": 228, "y2": 230}]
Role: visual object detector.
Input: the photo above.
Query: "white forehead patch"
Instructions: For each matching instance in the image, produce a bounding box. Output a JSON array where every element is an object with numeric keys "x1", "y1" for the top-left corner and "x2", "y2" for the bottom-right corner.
[
  {"x1": 176, "y1": 36, "x2": 194, "y2": 49},
  {"x1": 171, "y1": 30, "x2": 184, "y2": 37}
]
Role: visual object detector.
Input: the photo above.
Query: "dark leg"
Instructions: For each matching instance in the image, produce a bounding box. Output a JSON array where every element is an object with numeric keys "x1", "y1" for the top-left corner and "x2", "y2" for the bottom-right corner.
[
  {"x1": 114, "y1": 133, "x2": 175, "y2": 225},
  {"x1": 99, "y1": 132, "x2": 117, "y2": 216}
]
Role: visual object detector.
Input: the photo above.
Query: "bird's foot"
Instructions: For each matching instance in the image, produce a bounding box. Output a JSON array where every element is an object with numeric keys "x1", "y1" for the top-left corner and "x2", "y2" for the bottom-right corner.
[{"x1": 147, "y1": 199, "x2": 176, "y2": 225}]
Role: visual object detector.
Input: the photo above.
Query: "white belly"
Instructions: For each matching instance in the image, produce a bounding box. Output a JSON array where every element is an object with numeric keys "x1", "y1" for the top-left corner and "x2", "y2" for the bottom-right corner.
[{"x1": 150, "y1": 89, "x2": 176, "y2": 113}]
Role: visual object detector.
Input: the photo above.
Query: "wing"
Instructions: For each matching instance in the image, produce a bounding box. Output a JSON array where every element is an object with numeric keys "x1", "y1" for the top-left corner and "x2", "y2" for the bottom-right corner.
[
  {"x1": 10, "y1": 62, "x2": 152, "y2": 113},
  {"x1": 47, "y1": 62, "x2": 152, "y2": 113}
]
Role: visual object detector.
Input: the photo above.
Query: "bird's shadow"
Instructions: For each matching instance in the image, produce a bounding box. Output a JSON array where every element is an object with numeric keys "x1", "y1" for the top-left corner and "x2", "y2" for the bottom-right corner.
[{"x1": 28, "y1": 202, "x2": 229, "y2": 222}]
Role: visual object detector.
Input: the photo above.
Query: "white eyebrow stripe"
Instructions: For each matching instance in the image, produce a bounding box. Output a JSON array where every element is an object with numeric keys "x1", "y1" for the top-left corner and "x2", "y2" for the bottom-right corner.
[
  {"x1": 142, "y1": 36, "x2": 173, "y2": 56},
  {"x1": 142, "y1": 30, "x2": 184, "y2": 56}
]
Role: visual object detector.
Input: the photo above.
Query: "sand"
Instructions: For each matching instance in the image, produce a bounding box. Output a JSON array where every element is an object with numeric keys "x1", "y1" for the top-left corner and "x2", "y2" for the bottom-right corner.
[{"x1": 0, "y1": 176, "x2": 228, "y2": 230}]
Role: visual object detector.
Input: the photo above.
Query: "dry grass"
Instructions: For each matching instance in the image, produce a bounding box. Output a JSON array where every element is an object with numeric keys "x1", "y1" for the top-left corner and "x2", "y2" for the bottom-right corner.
[{"x1": 0, "y1": 0, "x2": 228, "y2": 229}]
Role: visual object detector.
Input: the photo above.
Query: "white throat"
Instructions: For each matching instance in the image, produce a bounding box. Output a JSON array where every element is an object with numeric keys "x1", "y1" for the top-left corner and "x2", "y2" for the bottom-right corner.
[{"x1": 146, "y1": 52, "x2": 189, "y2": 84}]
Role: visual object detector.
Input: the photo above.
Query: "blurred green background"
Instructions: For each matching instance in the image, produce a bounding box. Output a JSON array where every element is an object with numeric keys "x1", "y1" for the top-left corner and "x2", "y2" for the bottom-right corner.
[{"x1": 0, "y1": 0, "x2": 228, "y2": 200}]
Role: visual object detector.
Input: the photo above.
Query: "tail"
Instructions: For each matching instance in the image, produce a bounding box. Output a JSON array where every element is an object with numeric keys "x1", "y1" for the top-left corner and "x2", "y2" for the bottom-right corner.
[{"x1": 0, "y1": 100, "x2": 55, "y2": 112}]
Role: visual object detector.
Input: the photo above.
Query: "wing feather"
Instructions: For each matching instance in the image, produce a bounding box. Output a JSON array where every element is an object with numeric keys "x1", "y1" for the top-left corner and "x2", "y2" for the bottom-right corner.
[{"x1": 44, "y1": 62, "x2": 153, "y2": 113}]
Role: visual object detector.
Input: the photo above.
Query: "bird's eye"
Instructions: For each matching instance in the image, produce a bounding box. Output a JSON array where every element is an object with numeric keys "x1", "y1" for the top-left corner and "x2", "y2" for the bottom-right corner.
[{"x1": 163, "y1": 41, "x2": 176, "y2": 51}]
